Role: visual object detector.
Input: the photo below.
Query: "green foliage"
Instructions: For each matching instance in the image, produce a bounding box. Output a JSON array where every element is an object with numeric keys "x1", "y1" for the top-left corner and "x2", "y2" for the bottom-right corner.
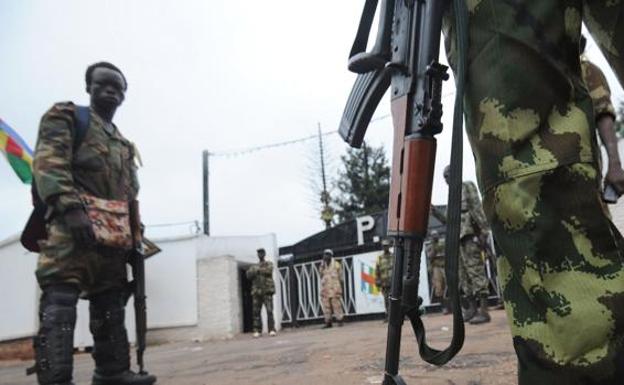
[{"x1": 333, "y1": 142, "x2": 390, "y2": 223}]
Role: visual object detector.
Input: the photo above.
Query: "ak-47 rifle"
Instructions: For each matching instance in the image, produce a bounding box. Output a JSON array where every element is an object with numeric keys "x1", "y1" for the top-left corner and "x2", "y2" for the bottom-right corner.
[
  {"x1": 340, "y1": 0, "x2": 469, "y2": 383},
  {"x1": 128, "y1": 200, "x2": 154, "y2": 378}
]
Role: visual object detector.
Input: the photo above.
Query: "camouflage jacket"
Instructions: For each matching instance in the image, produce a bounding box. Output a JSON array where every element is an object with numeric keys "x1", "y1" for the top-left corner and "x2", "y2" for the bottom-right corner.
[
  {"x1": 375, "y1": 251, "x2": 393, "y2": 289},
  {"x1": 246, "y1": 261, "x2": 275, "y2": 296},
  {"x1": 581, "y1": 55, "x2": 616, "y2": 121},
  {"x1": 33, "y1": 102, "x2": 139, "y2": 215},
  {"x1": 319, "y1": 260, "x2": 343, "y2": 297},
  {"x1": 426, "y1": 238, "x2": 445, "y2": 268},
  {"x1": 460, "y1": 181, "x2": 489, "y2": 239}
]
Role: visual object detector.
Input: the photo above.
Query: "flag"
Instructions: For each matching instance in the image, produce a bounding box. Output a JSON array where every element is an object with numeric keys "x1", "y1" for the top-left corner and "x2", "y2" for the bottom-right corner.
[
  {"x1": 360, "y1": 262, "x2": 380, "y2": 295},
  {"x1": 0, "y1": 118, "x2": 34, "y2": 184}
]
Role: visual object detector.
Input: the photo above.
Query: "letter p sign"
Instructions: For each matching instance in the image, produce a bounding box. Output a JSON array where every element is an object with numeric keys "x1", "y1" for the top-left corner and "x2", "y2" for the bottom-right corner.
[{"x1": 356, "y1": 215, "x2": 375, "y2": 245}]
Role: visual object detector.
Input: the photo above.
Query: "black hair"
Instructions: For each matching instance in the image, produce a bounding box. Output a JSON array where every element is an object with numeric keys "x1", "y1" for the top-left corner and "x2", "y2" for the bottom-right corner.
[
  {"x1": 580, "y1": 35, "x2": 587, "y2": 54},
  {"x1": 85, "y1": 62, "x2": 127, "y2": 90}
]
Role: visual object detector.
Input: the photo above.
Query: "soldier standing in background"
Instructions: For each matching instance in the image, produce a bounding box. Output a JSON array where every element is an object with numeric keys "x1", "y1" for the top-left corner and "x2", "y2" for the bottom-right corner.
[
  {"x1": 246, "y1": 248, "x2": 277, "y2": 338},
  {"x1": 580, "y1": 35, "x2": 624, "y2": 196},
  {"x1": 29, "y1": 62, "x2": 155, "y2": 385},
  {"x1": 425, "y1": 230, "x2": 449, "y2": 314},
  {"x1": 444, "y1": 166, "x2": 491, "y2": 325},
  {"x1": 319, "y1": 249, "x2": 344, "y2": 328},
  {"x1": 374, "y1": 239, "x2": 393, "y2": 321}
]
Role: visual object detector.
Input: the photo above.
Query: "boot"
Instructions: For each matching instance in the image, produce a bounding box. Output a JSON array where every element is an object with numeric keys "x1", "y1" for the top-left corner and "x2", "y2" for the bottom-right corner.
[
  {"x1": 442, "y1": 299, "x2": 451, "y2": 315},
  {"x1": 462, "y1": 296, "x2": 478, "y2": 322},
  {"x1": 469, "y1": 295, "x2": 491, "y2": 325},
  {"x1": 27, "y1": 284, "x2": 79, "y2": 385},
  {"x1": 322, "y1": 322, "x2": 333, "y2": 329},
  {"x1": 90, "y1": 291, "x2": 156, "y2": 385}
]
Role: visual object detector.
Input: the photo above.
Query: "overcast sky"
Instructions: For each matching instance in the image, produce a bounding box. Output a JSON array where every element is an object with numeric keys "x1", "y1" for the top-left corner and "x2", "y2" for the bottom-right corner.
[{"x1": 1, "y1": 1, "x2": 622, "y2": 246}]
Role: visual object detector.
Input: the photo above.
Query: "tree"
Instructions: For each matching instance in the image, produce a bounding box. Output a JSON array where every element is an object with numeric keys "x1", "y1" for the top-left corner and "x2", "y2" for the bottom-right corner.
[
  {"x1": 306, "y1": 125, "x2": 336, "y2": 229},
  {"x1": 333, "y1": 142, "x2": 390, "y2": 223}
]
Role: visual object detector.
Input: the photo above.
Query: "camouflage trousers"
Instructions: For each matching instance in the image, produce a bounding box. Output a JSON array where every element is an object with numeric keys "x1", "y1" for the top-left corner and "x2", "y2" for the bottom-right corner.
[
  {"x1": 36, "y1": 218, "x2": 128, "y2": 297},
  {"x1": 430, "y1": 265, "x2": 447, "y2": 299},
  {"x1": 459, "y1": 236, "x2": 490, "y2": 298},
  {"x1": 321, "y1": 294, "x2": 344, "y2": 323},
  {"x1": 252, "y1": 294, "x2": 275, "y2": 333},
  {"x1": 380, "y1": 286, "x2": 390, "y2": 318},
  {"x1": 442, "y1": 0, "x2": 624, "y2": 382}
]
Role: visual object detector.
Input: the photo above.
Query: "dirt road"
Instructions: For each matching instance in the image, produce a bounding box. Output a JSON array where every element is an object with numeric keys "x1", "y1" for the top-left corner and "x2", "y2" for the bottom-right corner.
[{"x1": 0, "y1": 309, "x2": 516, "y2": 385}]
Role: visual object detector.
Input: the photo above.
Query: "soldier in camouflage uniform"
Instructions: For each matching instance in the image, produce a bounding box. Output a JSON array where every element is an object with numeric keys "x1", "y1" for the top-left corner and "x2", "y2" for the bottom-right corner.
[
  {"x1": 425, "y1": 230, "x2": 449, "y2": 314},
  {"x1": 374, "y1": 239, "x2": 393, "y2": 320},
  {"x1": 319, "y1": 249, "x2": 344, "y2": 328},
  {"x1": 442, "y1": 1, "x2": 624, "y2": 383},
  {"x1": 246, "y1": 248, "x2": 277, "y2": 338},
  {"x1": 30, "y1": 62, "x2": 155, "y2": 385},
  {"x1": 580, "y1": 35, "x2": 624, "y2": 197},
  {"x1": 444, "y1": 167, "x2": 491, "y2": 325}
]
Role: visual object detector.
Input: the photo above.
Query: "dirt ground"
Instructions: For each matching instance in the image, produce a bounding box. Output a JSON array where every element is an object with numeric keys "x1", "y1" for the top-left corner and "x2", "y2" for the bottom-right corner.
[{"x1": 0, "y1": 309, "x2": 517, "y2": 385}]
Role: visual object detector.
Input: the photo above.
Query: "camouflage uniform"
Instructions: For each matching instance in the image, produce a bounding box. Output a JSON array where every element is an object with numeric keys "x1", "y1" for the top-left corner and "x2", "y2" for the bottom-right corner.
[
  {"x1": 375, "y1": 250, "x2": 393, "y2": 315},
  {"x1": 443, "y1": 1, "x2": 624, "y2": 382},
  {"x1": 426, "y1": 238, "x2": 446, "y2": 299},
  {"x1": 34, "y1": 102, "x2": 139, "y2": 296},
  {"x1": 459, "y1": 181, "x2": 490, "y2": 298},
  {"x1": 319, "y1": 260, "x2": 344, "y2": 323},
  {"x1": 32, "y1": 101, "x2": 145, "y2": 385},
  {"x1": 581, "y1": 55, "x2": 616, "y2": 122},
  {"x1": 246, "y1": 260, "x2": 276, "y2": 333}
]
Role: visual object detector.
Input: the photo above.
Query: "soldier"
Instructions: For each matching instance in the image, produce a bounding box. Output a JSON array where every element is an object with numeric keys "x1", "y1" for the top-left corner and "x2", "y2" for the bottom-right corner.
[
  {"x1": 425, "y1": 230, "x2": 449, "y2": 314},
  {"x1": 374, "y1": 239, "x2": 393, "y2": 320},
  {"x1": 246, "y1": 248, "x2": 277, "y2": 338},
  {"x1": 580, "y1": 35, "x2": 624, "y2": 196},
  {"x1": 29, "y1": 62, "x2": 156, "y2": 385},
  {"x1": 441, "y1": 2, "x2": 624, "y2": 383},
  {"x1": 443, "y1": 166, "x2": 491, "y2": 325},
  {"x1": 319, "y1": 249, "x2": 344, "y2": 328}
]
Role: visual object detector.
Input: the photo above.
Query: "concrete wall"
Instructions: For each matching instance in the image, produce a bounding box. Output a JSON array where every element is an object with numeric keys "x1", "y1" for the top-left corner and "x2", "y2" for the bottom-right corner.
[{"x1": 0, "y1": 232, "x2": 279, "y2": 345}]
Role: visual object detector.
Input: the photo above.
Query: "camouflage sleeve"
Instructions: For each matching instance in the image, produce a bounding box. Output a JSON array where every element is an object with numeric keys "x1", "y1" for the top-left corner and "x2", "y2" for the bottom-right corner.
[
  {"x1": 581, "y1": 58, "x2": 616, "y2": 121},
  {"x1": 33, "y1": 102, "x2": 83, "y2": 214},
  {"x1": 465, "y1": 181, "x2": 490, "y2": 232},
  {"x1": 246, "y1": 265, "x2": 257, "y2": 280},
  {"x1": 129, "y1": 143, "x2": 140, "y2": 200},
  {"x1": 375, "y1": 257, "x2": 382, "y2": 281}
]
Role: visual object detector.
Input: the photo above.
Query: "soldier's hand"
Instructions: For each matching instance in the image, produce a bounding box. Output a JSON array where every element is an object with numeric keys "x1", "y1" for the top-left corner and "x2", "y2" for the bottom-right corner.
[
  {"x1": 64, "y1": 208, "x2": 95, "y2": 245},
  {"x1": 605, "y1": 165, "x2": 624, "y2": 194}
]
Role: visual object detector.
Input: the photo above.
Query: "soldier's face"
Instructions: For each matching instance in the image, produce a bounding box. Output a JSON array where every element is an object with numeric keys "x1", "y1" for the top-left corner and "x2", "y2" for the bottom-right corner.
[
  {"x1": 443, "y1": 168, "x2": 450, "y2": 184},
  {"x1": 257, "y1": 251, "x2": 265, "y2": 261},
  {"x1": 323, "y1": 254, "x2": 331, "y2": 263},
  {"x1": 88, "y1": 67, "x2": 126, "y2": 110}
]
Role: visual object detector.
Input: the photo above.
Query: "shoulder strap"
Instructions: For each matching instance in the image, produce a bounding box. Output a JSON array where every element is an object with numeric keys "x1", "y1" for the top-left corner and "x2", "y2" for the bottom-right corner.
[{"x1": 73, "y1": 105, "x2": 90, "y2": 152}]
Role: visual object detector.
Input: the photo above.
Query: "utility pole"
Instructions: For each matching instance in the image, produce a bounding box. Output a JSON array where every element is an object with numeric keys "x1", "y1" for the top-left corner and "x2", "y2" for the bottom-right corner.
[
  {"x1": 202, "y1": 150, "x2": 210, "y2": 235},
  {"x1": 318, "y1": 123, "x2": 333, "y2": 229}
]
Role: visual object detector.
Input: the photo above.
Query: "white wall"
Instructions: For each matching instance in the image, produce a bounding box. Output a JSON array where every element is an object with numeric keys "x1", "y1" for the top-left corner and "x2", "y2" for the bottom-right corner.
[{"x1": 0, "y1": 236, "x2": 39, "y2": 341}]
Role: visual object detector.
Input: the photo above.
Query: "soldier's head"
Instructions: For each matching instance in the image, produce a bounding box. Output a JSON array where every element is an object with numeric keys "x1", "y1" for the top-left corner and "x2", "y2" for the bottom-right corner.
[
  {"x1": 381, "y1": 239, "x2": 391, "y2": 252},
  {"x1": 443, "y1": 165, "x2": 451, "y2": 185},
  {"x1": 580, "y1": 34, "x2": 587, "y2": 54},
  {"x1": 430, "y1": 230, "x2": 439, "y2": 242},
  {"x1": 323, "y1": 249, "x2": 333, "y2": 263},
  {"x1": 256, "y1": 248, "x2": 266, "y2": 261},
  {"x1": 85, "y1": 62, "x2": 127, "y2": 113}
]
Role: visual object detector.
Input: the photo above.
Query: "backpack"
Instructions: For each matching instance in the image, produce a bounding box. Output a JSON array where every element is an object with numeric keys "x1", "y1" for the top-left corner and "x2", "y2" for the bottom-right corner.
[{"x1": 20, "y1": 106, "x2": 90, "y2": 252}]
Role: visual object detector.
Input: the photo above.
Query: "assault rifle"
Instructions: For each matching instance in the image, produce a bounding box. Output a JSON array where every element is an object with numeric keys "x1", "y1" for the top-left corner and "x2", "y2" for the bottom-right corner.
[
  {"x1": 128, "y1": 200, "x2": 156, "y2": 378},
  {"x1": 339, "y1": 0, "x2": 469, "y2": 383}
]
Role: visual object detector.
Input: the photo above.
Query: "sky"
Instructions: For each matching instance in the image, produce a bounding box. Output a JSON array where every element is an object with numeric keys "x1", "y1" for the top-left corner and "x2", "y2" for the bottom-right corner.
[{"x1": 1, "y1": 1, "x2": 622, "y2": 247}]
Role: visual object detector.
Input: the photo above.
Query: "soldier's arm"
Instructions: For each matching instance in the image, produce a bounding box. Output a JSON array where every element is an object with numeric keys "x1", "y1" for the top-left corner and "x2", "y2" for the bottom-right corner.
[
  {"x1": 33, "y1": 103, "x2": 83, "y2": 214},
  {"x1": 466, "y1": 181, "x2": 490, "y2": 232},
  {"x1": 129, "y1": 142, "x2": 141, "y2": 200}
]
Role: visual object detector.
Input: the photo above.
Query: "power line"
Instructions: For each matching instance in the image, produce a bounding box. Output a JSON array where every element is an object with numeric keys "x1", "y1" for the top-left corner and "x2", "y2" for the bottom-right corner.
[{"x1": 207, "y1": 90, "x2": 457, "y2": 158}]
